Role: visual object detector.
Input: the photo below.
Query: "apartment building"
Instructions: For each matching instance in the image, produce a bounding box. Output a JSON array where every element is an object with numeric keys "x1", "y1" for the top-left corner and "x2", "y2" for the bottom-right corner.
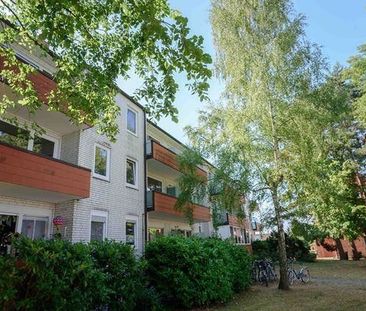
[
  {"x1": 0, "y1": 41, "x2": 254, "y2": 253},
  {"x1": 216, "y1": 208, "x2": 255, "y2": 252},
  {"x1": 146, "y1": 121, "x2": 212, "y2": 240},
  {"x1": 0, "y1": 45, "x2": 145, "y2": 252}
]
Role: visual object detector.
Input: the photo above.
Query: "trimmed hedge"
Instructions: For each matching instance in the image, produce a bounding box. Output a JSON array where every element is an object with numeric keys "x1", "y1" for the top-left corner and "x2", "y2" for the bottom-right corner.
[
  {"x1": 0, "y1": 237, "x2": 145, "y2": 311},
  {"x1": 145, "y1": 236, "x2": 252, "y2": 309},
  {"x1": 0, "y1": 236, "x2": 252, "y2": 310}
]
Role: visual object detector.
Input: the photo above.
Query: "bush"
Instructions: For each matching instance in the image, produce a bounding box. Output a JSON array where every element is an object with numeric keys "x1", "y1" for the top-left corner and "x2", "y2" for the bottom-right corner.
[
  {"x1": 89, "y1": 240, "x2": 146, "y2": 310},
  {"x1": 0, "y1": 237, "x2": 151, "y2": 311},
  {"x1": 0, "y1": 236, "x2": 106, "y2": 311},
  {"x1": 252, "y1": 232, "x2": 313, "y2": 262},
  {"x1": 144, "y1": 236, "x2": 251, "y2": 309}
]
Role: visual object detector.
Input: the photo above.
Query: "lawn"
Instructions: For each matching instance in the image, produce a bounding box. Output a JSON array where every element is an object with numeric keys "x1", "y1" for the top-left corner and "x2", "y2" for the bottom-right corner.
[{"x1": 211, "y1": 260, "x2": 366, "y2": 311}]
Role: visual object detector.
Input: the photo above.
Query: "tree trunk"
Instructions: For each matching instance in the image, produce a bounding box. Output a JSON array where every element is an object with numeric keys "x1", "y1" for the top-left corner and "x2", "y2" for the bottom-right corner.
[{"x1": 272, "y1": 188, "x2": 290, "y2": 290}]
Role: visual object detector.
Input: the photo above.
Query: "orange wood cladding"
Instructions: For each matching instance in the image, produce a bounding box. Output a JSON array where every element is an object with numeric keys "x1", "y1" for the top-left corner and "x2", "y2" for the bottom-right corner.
[
  {"x1": 0, "y1": 56, "x2": 56, "y2": 104},
  {"x1": 152, "y1": 191, "x2": 210, "y2": 222},
  {"x1": 150, "y1": 141, "x2": 207, "y2": 177},
  {"x1": 228, "y1": 215, "x2": 251, "y2": 229},
  {"x1": 0, "y1": 142, "x2": 91, "y2": 198}
]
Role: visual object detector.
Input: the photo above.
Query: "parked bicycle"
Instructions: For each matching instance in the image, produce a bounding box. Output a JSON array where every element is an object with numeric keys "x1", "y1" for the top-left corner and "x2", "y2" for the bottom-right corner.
[
  {"x1": 287, "y1": 257, "x2": 310, "y2": 285},
  {"x1": 251, "y1": 258, "x2": 277, "y2": 286}
]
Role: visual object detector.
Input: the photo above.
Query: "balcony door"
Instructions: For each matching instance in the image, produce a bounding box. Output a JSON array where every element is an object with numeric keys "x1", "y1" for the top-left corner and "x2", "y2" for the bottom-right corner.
[
  {"x1": 147, "y1": 177, "x2": 162, "y2": 193},
  {"x1": 0, "y1": 215, "x2": 17, "y2": 255}
]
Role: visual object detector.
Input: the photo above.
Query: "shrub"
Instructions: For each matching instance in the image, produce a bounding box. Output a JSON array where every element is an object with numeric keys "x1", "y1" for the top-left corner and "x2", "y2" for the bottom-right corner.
[
  {"x1": 252, "y1": 232, "x2": 313, "y2": 262},
  {"x1": 89, "y1": 240, "x2": 146, "y2": 310},
  {"x1": 0, "y1": 236, "x2": 106, "y2": 311},
  {"x1": 144, "y1": 236, "x2": 251, "y2": 309},
  {"x1": 0, "y1": 237, "x2": 153, "y2": 311}
]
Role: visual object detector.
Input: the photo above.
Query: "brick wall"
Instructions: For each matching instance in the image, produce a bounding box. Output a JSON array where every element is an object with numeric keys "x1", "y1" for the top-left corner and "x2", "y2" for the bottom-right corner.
[
  {"x1": 70, "y1": 93, "x2": 145, "y2": 251},
  {"x1": 314, "y1": 237, "x2": 366, "y2": 260}
]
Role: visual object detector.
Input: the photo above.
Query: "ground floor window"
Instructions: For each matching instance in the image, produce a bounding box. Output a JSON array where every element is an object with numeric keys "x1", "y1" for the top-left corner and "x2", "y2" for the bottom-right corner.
[
  {"x1": 125, "y1": 216, "x2": 138, "y2": 248},
  {"x1": 90, "y1": 211, "x2": 108, "y2": 241},
  {"x1": 171, "y1": 229, "x2": 192, "y2": 237},
  {"x1": 21, "y1": 217, "x2": 48, "y2": 240},
  {"x1": 148, "y1": 227, "x2": 164, "y2": 241},
  {"x1": 0, "y1": 215, "x2": 17, "y2": 255},
  {"x1": 230, "y1": 226, "x2": 250, "y2": 244}
]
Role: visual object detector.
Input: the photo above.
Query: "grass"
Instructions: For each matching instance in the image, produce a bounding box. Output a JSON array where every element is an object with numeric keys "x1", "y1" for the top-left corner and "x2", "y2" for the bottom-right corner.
[{"x1": 210, "y1": 260, "x2": 366, "y2": 311}]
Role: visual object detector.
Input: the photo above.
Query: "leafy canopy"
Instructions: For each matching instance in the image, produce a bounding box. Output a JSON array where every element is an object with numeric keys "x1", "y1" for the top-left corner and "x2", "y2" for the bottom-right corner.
[{"x1": 0, "y1": 0, "x2": 212, "y2": 139}]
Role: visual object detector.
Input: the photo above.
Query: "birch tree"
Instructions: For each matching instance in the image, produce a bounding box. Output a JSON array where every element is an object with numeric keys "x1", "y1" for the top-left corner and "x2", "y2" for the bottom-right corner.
[{"x1": 205, "y1": 0, "x2": 332, "y2": 290}]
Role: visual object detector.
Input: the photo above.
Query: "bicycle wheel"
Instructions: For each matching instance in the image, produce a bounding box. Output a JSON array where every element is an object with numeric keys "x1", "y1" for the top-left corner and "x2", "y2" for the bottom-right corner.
[
  {"x1": 259, "y1": 270, "x2": 269, "y2": 287},
  {"x1": 288, "y1": 270, "x2": 295, "y2": 285},
  {"x1": 301, "y1": 268, "x2": 310, "y2": 283}
]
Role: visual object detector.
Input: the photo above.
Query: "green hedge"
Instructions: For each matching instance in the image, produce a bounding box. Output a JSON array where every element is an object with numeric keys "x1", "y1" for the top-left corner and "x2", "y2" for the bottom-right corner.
[
  {"x1": 0, "y1": 237, "x2": 145, "y2": 311},
  {"x1": 144, "y1": 236, "x2": 251, "y2": 309},
  {"x1": 252, "y1": 232, "x2": 316, "y2": 262},
  {"x1": 0, "y1": 236, "x2": 252, "y2": 310}
]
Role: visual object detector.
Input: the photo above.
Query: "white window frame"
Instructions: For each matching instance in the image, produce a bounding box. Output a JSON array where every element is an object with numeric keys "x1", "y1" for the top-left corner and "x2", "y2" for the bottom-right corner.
[
  {"x1": 89, "y1": 210, "x2": 108, "y2": 242},
  {"x1": 126, "y1": 107, "x2": 138, "y2": 136},
  {"x1": 21, "y1": 216, "x2": 50, "y2": 240},
  {"x1": 125, "y1": 215, "x2": 138, "y2": 249},
  {"x1": 93, "y1": 143, "x2": 111, "y2": 181},
  {"x1": 126, "y1": 157, "x2": 138, "y2": 189},
  {"x1": 0, "y1": 116, "x2": 61, "y2": 158}
]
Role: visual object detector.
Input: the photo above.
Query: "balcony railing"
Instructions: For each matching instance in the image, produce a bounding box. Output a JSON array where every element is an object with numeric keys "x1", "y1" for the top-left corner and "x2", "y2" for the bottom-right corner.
[
  {"x1": 146, "y1": 140, "x2": 207, "y2": 177},
  {"x1": 146, "y1": 190, "x2": 210, "y2": 222},
  {"x1": 0, "y1": 141, "x2": 91, "y2": 202}
]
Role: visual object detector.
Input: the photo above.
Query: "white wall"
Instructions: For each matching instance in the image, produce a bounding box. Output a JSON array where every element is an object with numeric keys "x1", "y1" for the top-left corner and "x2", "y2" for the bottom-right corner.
[{"x1": 71, "y1": 93, "x2": 145, "y2": 251}]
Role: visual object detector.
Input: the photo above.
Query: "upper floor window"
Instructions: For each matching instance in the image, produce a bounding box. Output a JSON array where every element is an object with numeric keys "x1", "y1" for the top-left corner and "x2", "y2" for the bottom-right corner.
[
  {"x1": 0, "y1": 120, "x2": 58, "y2": 157},
  {"x1": 0, "y1": 120, "x2": 30, "y2": 149},
  {"x1": 93, "y1": 144, "x2": 110, "y2": 180},
  {"x1": 126, "y1": 158, "x2": 137, "y2": 187},
  {"x1": 127, "y1": 108, "x2": 137, "y2": 134}
]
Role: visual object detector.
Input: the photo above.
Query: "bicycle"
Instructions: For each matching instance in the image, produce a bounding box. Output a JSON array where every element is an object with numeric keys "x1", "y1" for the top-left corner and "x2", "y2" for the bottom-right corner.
[
  {"x1": 287, "y1": 258, "x2": 310, "y2": 285},
  {"x1": 251, "y1": 258, "x2": 277, "y2": 286}
]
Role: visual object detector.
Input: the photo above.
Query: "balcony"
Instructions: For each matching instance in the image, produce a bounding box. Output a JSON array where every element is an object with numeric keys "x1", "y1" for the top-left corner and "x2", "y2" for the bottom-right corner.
[
  {"x1": 0, "y1": 142, "x2": 91, "y2": 203},
  {"x1": 147, "y1": 190, "x2": 210, "y2": 223},
  {"x1": 146, "y1": 140, "x2": 207, "y2": 177}
]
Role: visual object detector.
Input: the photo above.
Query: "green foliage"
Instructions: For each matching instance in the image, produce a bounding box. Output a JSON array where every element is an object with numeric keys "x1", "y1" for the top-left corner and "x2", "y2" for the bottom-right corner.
[
  {"x1": 89, "y1": 240, "x2": 146, "y2": 310},
  {"x1": 0, "y1": 236, "x2": 151, "y2": 311},
  {"x1": 252, "y1": 233, "x2": 315, "y2": 262},
  {"x1": 175, "y1": 148, "x2": 207, "y2": 224},
  {"x1": 144, "y1": 236, "x2": 251, "y2": 309},
  {"x1": 0, "y1": 0, "x2": 212, "y2": 140},
  {"x1": 0, "y1": 236, "x2": 106, "y2": 310}
]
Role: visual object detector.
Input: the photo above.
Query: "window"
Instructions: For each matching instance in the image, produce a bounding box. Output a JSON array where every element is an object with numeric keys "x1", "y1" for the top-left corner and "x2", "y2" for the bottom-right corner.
[
  {"x1": 90, "y1": 211, "x2": 107, "y2": 241},
  {"x1": 127, "y1": 108, "x2": 137, "y2": 134},
  {"x1": 126, "y1": 221, "x2": 136, "y2": 246},
  {"x1": 126, "y1": 158, "x2": 137, "y2": 187},
  {"x1": 21, "y1": 217, "x2": 48, "y2": 240},
  {"x1": 94, "y1": 144, "x2": 110, "y2": 180},
  {"x1": 0, "y1": 215, "x2": 17, "y2": 255},
  {"x1": 0, "y1": 120, "x2": 59, "y2": 158},
  {"x1": 125, "y1": 216, "x2": 138, "y2": 247},
  {"x1": 148, "y1": 177, "x2": 162, "y2": 192},
  {"x1": 33, "y1": 136, "x2": 55, "y2": 157},
  {"x1": 0, "y1": 120, "x2": 29, "y2": 149},
  {"x1": 166, "y1": 186, "x2": 176, "y2": 197},
  {"x1": 148, "y1": 227, "x2": 164, "y2": 241}
]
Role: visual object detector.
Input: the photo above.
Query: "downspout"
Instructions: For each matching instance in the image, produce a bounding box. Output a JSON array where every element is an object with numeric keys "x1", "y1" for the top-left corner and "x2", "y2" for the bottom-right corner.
[{"x1": 143, "y1": 112, "x2": 148, "y2": 246}]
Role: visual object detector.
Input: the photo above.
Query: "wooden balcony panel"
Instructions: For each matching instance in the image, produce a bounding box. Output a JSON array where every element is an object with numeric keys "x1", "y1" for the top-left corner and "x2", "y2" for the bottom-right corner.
[
  {"x1": 149, "y1": 191, "x2": 211, "y2": 222},
  {"x1": 0, "y1": 142, "x2": 91, "y2": 201},
  {"x1": 149, "y1": 140, "x2": 207, "y2": 178}
]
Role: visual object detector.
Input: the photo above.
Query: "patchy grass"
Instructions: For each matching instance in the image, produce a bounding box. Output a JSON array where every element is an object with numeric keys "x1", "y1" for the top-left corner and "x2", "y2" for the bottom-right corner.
[{"x1": 208, "y1": 260, "x2": 366, "y2": 311}]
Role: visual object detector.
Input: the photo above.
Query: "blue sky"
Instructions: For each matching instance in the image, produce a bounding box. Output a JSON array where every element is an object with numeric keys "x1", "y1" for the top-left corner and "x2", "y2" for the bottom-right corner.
[{"x1": 120, "y1": 0, "x2": 366, "y2": 144}]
